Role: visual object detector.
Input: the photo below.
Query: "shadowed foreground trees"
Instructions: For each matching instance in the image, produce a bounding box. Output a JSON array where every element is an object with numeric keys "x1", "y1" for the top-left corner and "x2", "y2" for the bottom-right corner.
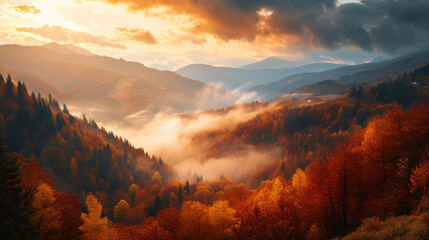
[{"x1": 0, "y1": 151, "x2": 35, "y2": 239}]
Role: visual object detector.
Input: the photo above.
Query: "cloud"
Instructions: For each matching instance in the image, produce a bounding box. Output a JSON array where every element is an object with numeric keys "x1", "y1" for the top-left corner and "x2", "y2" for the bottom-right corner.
[
  {"x1": 14, "y1": 24, "x2": 126, "y2": 49},
  {"x1": 16, "y1": 25, "x2": 69, "y2": 42},
  {"x1": 70, "y1": 31, "x2": 126, "y2": 49},
  {"x1": 89, "y1": 0, "x2": 429, "y2": 53},
  {"x1": 115, "y1": 27, "x2": 157, "y2": 44},
  {"x1": 13, "y1": 5, "x2": 41, "y2": 14},
  {"x1": 166, "y1": 30, "x2": 206, "y2": 45}
]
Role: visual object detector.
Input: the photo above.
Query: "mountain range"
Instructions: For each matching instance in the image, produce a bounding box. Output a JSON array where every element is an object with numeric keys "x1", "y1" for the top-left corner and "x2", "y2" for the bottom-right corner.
[
  {"x1": 0, "y1": 43, "x2": 235, "y2": 126},
  {"x1": 252, "y1": 49, "x2": 429, "y2": 100},
  {"x1": 2, "y1": 42, "x2": 429, "y2": 126},
  {"x1": 176, "y1": 62, "x2": 346, "y2": 91},
  {"x1": 239, "y1": 57, "x2": 305, "y2": 69}
]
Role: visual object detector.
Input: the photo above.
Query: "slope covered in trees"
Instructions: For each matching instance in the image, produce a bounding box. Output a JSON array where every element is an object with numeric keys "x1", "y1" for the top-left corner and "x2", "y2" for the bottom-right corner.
[
  {"x1": 252, "y1": 49, "x2": 429, "y2": 100},
  {"x1": 1, "y1": 64, "x2": 429, "y2": 240},
  {"x1": 191, "y1": 65, "x2": 429, "y2": 187},
  {"x1": 0, "y1": 44, "x2": 235, "y2": 127},
  {"x1": 111, "y1": 103, "x2": 428, "y2": 240},
  {"x1": 0, "y1": 73, "x2": 171, "y2": 225}
]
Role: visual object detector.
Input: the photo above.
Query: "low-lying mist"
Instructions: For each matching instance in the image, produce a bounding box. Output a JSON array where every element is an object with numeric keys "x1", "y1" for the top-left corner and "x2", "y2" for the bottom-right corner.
[
  {"x1": 69, "y1": 84, "x2": 284, "y2": 184},
  {"x1": 101, "y1": 101, "x2": 282, "y2": 184}
]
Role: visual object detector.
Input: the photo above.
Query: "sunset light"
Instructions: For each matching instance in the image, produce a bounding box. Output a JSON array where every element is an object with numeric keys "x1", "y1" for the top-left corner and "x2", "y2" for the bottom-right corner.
[{"x1": 1, "y1": 0, "x2": 429, "y2": 239}]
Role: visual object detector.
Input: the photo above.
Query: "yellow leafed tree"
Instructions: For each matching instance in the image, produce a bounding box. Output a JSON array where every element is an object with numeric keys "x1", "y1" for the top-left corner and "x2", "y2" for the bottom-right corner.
[
  {"x1": 31, "y1": 183, "x2": 61, "y2": 240},
  {"x1": 113, "y1": 199, "x2": 130, "y2": 223},
  {"x1": 208, "y1": 200, "x2": 237, "y2": 239},
  {"x1": 292, "y1": 168, "x2": 307, "y2": 196},
  {"x1": 79, "y1": 194, "x2": 117, "y2": 240}
]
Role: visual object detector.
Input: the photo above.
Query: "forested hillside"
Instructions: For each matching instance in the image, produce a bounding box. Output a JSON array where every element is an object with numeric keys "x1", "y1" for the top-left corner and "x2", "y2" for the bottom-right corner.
[
  {"x1": 0, "y1": 73, "x2": 172, "y2": 227},
  {"x1": 0, "y1": 44, "x2": 235, "y2": 126},
  {"x1": 113, "y1": 103, "x2": 429, "y2": 239},
  {"x1": 187, "y1": 65, "x2": 428, "y2": 187},
  {"x1": 253, "y1": 49, "x2": 429, "y2": 100},
  {"x1": 1, "y1": 65, "x2": 428, "y2": 240}
]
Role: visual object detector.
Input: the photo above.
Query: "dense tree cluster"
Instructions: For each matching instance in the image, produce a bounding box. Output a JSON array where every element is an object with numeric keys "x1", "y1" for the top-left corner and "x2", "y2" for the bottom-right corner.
[
  {"x1": 0, "y1": 73, "x2": 171, "y2": 224},
  {"x1": 1, "y1": 65, "x2": 429, "y2": 240},
  {"x1": 121, "y1": 104, "x2": 428, "y2": 239},
  {"x1": 199, "y1": 65, "x2": 429, "y2": 187}
]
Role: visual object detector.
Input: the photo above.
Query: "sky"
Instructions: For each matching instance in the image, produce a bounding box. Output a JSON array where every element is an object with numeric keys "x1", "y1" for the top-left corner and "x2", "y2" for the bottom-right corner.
[{"x1": 0, "y1": 0, "x2": 428, "y2": 70}]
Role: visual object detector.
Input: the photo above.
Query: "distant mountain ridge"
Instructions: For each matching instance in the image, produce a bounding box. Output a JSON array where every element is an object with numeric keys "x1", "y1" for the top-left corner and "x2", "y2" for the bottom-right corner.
[
  {"x1": 251, "y1": 49, "x2": 429, "y2": 100},
  {"x1": 176, "y1": 62, "x2": 346, "y2": 91},
  {"x1": 42, "y1": 42, "x2": 94, "y2": 56},
  {"x1": 0, "y1": 44, "x2": 235, "y2": 126},
  {"x1": 239, "y1": 57, "x2": 304, "y2": 69}
]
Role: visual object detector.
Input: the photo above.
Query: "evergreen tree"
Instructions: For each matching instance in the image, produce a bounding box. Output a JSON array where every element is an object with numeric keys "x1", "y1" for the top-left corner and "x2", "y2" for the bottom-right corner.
[
  {"x1": 48, "y1": 94, "x2": 60, "y2": 110},
  {"x1": 56, "y1": 113, "x2": 65, "y2": 131},
  {"x1": 178, "y1": 184, "x2": 183, "y2": 205},
  {"x1": 0, "y1": 150, "x2": 35, "y2": 239},
  {"x1": 0, "y1": 74, "x2": 4, "y2": 86},
  {"x1": 52, "y1": 99, "x2": 60, "y2": 110},
  {"x1": 31, "y1": 92, "x2": 37, "y2": 104},
  {"x1": 147, "y1": 195, "x2": 162, "y2": 216},
  {"x1": 69, "y1": 116, "x2": 75, "y2": 125},
  {"x1": 74, "y1": 130, "x2": 82, "y2": 151},
  {"x1": 62, "y1": 104, "x2": 70, "y2": 114},
  {"x1": 5, "y1": 74, "x2": 14, "y2": 98},
  {"x1": 185, "y1": 180, "x2": 190, "y2": 193},
  {"x1": 17, "y1": 82, "x2": 27, "y2": 107},
  {"x1": 37, "y1": 93, "x2": 41, "y2": 104}
]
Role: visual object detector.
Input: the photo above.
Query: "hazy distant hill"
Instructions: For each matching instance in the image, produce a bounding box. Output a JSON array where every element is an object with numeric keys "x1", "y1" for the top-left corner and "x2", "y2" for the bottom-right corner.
[
  {"x1": 239, "y1": 57, "x2": 304, "y2": 69},
  {"x1": 0, "y1": 64, "x2": 79, "y2": 102},
  {"x1": 288, "y1": 79, "x2": 348, "y2": 96},
  {"x1": 252, "y1": 49, "x2": 429, "y2": 100},
  {"x1": 42, "y1": 42, "x2": 94, "y2": 56},
  {"x1": 176, "y1": 62, "x2": 345, "y2": 91},
  {"x1": 0, "y1": 44, "x2": 235, "y2": 126}
]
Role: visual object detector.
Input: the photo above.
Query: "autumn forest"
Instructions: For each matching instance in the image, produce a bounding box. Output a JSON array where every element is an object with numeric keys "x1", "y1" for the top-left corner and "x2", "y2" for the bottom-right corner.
[{"x1": 1, "y1": 0, "x2": 429, "y2": 240}]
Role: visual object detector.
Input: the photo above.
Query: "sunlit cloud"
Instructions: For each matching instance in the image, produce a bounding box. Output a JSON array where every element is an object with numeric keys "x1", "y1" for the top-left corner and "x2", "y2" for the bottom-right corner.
[
  {"x1": 165, "y1": 30, "x2": 206, "y2": 45},
  {"x1": 70, "y1": 31, "x2": 126, "y2": 49},
  {"x1": 115, "y1": 27, "x2": 157, "y2": 44},
  {"x1": 14, "y1": 24, "x2": 126, "y2": 49},
  {"x1": 1, "y1": 0, "x2": 428, "y2": 69},
  {"x1": 13, "y1": 5, "x2": 41, "y2": 14},
  {"x1": 16, "y1": 25, "x2": 69, "y2": 42},
  {"x1": 86, "y1": 0, "x2": 429, "y2": 53}
]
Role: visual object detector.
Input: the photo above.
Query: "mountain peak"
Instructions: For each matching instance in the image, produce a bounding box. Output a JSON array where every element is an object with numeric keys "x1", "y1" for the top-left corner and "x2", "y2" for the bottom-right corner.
[
  {"x1": 41, "y1": 42, "x2": 93, "y2": 56},
  {"x1": 239, "y1": 56, "x2": 304, "y2": 70},
  {"x1": 42, "y1": 42, "x2": 75, "y2": 55}
]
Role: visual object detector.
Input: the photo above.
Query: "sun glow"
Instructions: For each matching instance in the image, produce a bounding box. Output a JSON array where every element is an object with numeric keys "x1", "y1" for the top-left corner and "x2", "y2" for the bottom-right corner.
[{"x1": 257, "y1": 8, "x2": 273, "y2": 18}]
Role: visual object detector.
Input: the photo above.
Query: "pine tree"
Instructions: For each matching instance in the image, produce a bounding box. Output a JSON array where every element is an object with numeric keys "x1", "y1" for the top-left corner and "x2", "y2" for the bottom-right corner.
[
  {"x1": 0, "y1": 150, "x2": 36, "y2": 239},
  {"x1": 0, "y1": 74, "x2": 4, "y2": 86},
  {"x1": 62, "y1": 104, "x2": 70, "y2": 114},
  {"x1": 5, "y1": 74, "x2": 14, "y2": 98},
  {"x1": 148, "y1": 195, "x2": 162, "y2": 216},
  {"x1": 178, "y1": 184, "x2": 184, "y2": 205},
  {"x1": 185, "y1": 180, "x2": 190, "y2": 193},
  {"x1": 17, "y1": 81, "x2": 28, "y2": 107}
]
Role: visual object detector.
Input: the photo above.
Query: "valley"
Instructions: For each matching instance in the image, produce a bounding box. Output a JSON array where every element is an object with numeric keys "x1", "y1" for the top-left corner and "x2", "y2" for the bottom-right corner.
[{"x1": 2, "y1": 0, "x2": 429, "y2": 239}]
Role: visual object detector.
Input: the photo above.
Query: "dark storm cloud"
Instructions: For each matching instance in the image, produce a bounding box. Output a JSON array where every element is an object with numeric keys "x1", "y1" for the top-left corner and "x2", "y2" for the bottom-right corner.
[
  {"x1": 92, "y1": 0, "x2": 429, "y2": 52},
  {"x1": 331, "y1": 0, "x2": 429, "y2": 52}
]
